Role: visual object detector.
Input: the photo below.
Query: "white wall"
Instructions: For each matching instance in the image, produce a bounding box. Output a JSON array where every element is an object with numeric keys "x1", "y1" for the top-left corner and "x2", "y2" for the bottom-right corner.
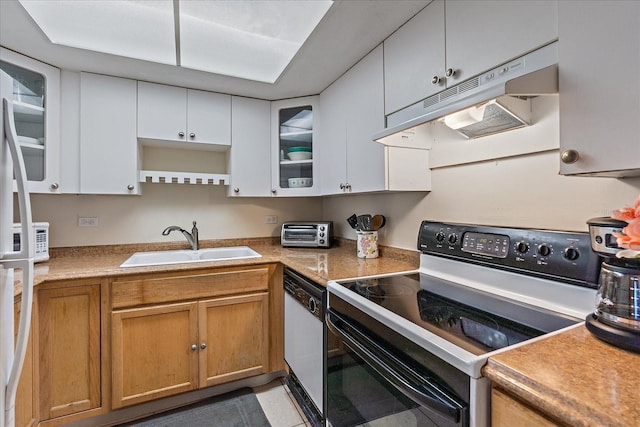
[
  {"x1": 30, "y1": 184, "x2": 323, "y2": 247},
  {"x1": 323, "y1": 150, "x2": 640, "y2": 250}
]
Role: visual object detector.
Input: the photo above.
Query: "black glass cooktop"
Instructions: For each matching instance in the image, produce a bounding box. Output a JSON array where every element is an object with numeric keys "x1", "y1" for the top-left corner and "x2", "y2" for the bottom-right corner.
[{"x1": 338, "y1": 273, "x2": 578, "y2": 355}]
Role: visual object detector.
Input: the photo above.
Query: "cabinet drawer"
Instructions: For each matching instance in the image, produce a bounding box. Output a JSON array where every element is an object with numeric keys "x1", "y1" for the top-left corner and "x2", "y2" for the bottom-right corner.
[{"x1": 111, "y1": 266, "x2": 270, "y2": 309}]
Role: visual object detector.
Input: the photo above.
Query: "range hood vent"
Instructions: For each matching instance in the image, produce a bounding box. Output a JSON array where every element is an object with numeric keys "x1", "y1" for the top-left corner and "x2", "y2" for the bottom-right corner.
[{"x1": 374, "y1": 42, "x2": 558, "y2": 145}]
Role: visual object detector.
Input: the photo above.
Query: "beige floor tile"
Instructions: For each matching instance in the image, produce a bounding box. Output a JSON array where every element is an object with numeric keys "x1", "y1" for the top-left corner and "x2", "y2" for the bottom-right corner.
[{"x1": 254, "y1": 380, "x2": 305, "y2": 427}]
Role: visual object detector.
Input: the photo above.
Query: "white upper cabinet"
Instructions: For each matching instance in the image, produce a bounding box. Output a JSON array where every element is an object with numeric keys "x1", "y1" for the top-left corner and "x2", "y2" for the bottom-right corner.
[
  {"x1": 319, "y1": 45, "x2": 386, "y2": 195},
  {"x1": 228, "y1": 97, "x2": 272, "y2": 197},
  {"x1": 137, "y1": 81, "x2": 231, "y2": 148},
  {"x1": 271, "y1": 96, "x2": 319, "y2": 197},
  {"x1": 383, "y1": 0, "x2": 445, "y2": 115},
  {"x1": 384, "y1": 0, "x2": 558, "y2": 115},
  {"x1": 80, "y1": 73, "x2": 139, "y2": 194},
  {"x1": 1, "y1": 47, "x2": 61, "y2": 194},
  {"x1": 558, "y1": 1, "x2": 640, "y2": 177},
  {"x1": 444, "y1": 0, "x2": 557, "y2": 86}
]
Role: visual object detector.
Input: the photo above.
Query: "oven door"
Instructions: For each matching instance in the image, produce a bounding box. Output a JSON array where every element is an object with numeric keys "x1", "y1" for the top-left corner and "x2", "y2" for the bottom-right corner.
[{"x1": 326, "y1": 309, "x2": 469, "y2": 427}]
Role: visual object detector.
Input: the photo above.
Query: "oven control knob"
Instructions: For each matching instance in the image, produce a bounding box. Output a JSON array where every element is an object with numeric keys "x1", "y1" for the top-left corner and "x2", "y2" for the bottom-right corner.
[
  {"x1": 448, "y1": 234, "x2": 458, "y2": 245},
  {"x1": 319, "y1": 232, "x2": 325, "y2": 237},
  {"x1": 436, "y1": 232, "x2": 446, "y2": 242},
  {"x1": 563, "y1": 247, "x2": 580, "y2": 261},
  {"x1": 319, "y1": 239, "x2": 325, "y2": 244},
  {"x1": 319, "y1": 226, "x2": 325, "y2": 231},
  {"x1": 516, "y1": 241, "x2": 530, "y2": 254},
  {"x1": 308, "y1": 298, "x2": 317, "y2": 313},
  {"x1": 537, "y1": 244, "x2": 551, "y2": 257}
]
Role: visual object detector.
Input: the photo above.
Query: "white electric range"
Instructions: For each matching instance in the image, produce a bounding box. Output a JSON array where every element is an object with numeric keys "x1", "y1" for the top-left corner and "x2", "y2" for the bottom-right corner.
[{"x1": 325, "y1": 221, "x2": 600, "y2": 427}]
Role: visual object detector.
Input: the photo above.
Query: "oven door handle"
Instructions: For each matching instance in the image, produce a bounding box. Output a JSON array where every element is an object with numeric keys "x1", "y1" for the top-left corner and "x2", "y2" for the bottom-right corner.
[{"x1": 327, "y1": 311, "x2": 467, "y2": 424}]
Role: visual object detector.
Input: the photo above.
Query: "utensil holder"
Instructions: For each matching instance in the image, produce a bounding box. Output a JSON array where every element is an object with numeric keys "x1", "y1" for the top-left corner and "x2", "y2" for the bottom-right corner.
[{"x1": 356, "y1": 231, "x2": 378, "y2": 259}]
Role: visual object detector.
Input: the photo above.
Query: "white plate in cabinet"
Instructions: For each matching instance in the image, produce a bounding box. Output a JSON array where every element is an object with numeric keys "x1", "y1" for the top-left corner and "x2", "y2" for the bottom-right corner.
[{"x1": 137, "y1": 81, "x2": 231, "y2": 149}]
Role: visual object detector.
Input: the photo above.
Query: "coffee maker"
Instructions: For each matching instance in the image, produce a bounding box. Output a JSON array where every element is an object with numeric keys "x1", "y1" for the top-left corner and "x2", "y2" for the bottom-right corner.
[{"x1": 586, "y1": 217, "x2": 640, "y2": 353}]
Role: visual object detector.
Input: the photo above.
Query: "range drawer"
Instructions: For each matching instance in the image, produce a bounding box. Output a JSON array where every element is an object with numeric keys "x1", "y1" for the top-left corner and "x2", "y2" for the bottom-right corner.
[{"x1": 111, "y1": 266, "x2": 270, "y2": 309}]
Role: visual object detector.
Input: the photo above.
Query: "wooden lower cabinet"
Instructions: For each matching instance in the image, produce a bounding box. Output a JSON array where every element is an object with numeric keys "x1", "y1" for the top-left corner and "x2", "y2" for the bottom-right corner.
[
  {"x1": 37, "y1": 280, "x2": 103, "y2": 424},
  {"x1": 14, "y1": 299, "x2": 36, "y2": 427},
  {"x1": 199, "y1": 293, "x2": 269, "y2": 387},
  {"x1": 110, "y1": 266, "x2": 272, "y2": 410},
  {"x1": 492, "y1": 387, "x2": 561, "y2": 427},
  {"x1": 111, "y1": 302, "x2": 200, "y2": 408}
]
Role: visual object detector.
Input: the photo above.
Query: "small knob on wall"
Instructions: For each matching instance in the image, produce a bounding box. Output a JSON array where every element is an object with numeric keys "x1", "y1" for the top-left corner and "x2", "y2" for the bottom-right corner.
[
  {"x1": 190, "y1": 133, "x2": 195, "y2": 138},
  {"x1": 178, "y1": 131, "x2": 185, "y2": 137},
  {"x1": 50, "y1": 182, "x2": 59, "y2": 190},
  {"x1": 561, "y1": 150, "x2": 580, "y2": 164},
  {"x1": 127, "y1": 184, "x2": 134, "y2": 191},
  {"x1": 233, "y1": 187, "x2": 239, "y2": 193}
]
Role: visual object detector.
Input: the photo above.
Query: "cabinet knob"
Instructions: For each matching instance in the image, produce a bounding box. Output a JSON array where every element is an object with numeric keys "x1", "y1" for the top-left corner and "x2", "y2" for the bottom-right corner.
[
  {"x1": 339, "y1": 183, "x2": 345, "y2": 190},
  {"x1": 178, "y1": 131, "x2": 185, "y2": 138},
  {"x1": 445, "y1": 67, "x2": 456, "y2": 78},
  {"x1": 127, "y1": 184, "x2": 134, "y2": 191},
  {"x1": 191, "y1": 344, "x2": 197, "y2": 351},
  {"x1": 189, "y1": 133, "x2": 195, "y2": 138},
  {"x1": 271, "y1": 189, "x2": 277, "y2": 195},
  {"x1": 200, "y1": 342, "x2": 207, "y2": 350},
  {"x1": 50, "y1": 182, "x2": 59, "y2": 190},
  {"x1": 431, "y1": 75, "x2": 442, "y2": 85},
  {"x1": 561, "y1": 149, "x2": 580, "y2": 164},
  {"x1": 233, "y1": 187, "x2": 240, "y2": 193},
  {"x1": 346, "y1": 183, "x2": 352, "y2": 191}
]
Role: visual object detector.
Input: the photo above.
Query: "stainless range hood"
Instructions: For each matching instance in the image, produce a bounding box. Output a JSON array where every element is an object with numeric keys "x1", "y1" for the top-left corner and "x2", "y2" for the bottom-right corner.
[{"x1": 374, "y1": 42, "x2": 558, "y2": 145}]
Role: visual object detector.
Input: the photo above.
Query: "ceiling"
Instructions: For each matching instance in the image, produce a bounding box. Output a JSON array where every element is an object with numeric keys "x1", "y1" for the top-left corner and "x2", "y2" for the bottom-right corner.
[{"x1": 0, "y1": 0, "x2": 430, "y2": 100}]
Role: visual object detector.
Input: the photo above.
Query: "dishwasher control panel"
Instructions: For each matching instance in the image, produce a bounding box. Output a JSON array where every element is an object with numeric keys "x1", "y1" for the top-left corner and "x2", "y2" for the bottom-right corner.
[{"x1": 283, "y1": 268, "x2": 325, "y2": 321}]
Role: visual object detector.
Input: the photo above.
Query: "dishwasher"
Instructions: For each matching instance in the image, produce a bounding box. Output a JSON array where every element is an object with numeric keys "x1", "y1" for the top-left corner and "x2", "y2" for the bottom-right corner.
[{"x1": 283, "y1": 267, "x2": 326, "y2": 427}]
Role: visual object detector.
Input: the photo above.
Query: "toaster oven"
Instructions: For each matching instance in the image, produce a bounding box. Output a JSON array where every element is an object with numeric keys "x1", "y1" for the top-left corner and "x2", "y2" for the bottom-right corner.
[
  {"x1": 281, "y1": 222, "x2": 333, "y2": 248},
  {"x1": 13, "y1": 222, "x2": 49, "y2": 263}
]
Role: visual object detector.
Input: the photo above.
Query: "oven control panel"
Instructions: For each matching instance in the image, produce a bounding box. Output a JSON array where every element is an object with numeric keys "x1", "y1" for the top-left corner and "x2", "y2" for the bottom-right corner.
[{"x1": 418, "y1": 221, "x2": 600, "y2": 287}]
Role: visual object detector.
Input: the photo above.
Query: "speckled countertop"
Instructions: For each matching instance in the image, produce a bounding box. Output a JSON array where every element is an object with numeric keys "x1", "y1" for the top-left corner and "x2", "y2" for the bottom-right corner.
[
  {"x1": 13, "y1": 237, "x2": 419, "y2": 298},
  {"x1": 483, "y1": 325, "x2": 640, "y2": 426}
]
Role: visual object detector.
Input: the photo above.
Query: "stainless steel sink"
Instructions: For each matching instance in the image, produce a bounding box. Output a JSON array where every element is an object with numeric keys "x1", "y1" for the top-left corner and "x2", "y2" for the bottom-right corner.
[{"x1": 120, "y1": 246, "x2": 262, "y2": 268}]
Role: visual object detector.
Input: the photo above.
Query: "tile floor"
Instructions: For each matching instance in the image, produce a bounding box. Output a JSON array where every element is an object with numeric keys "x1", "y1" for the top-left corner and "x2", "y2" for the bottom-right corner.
[{"x1": 253, "y1": 377, "x2": 311, "y2": 427}]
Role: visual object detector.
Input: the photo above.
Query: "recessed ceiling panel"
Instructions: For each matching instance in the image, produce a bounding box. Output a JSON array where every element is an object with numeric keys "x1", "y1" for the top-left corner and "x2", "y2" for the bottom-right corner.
[
  {"x1": 18, "y1": 0, "x2": 176, "y2": 65},
  {"x1": 178, "y1": 1, "x2": 332, "y2": 83}
]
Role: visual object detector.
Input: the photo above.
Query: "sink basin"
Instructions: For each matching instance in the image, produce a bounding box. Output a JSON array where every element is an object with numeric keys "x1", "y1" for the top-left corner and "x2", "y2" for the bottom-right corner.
[{"x1": 120, "y1": 246, "x2": 262, "y2": 268}]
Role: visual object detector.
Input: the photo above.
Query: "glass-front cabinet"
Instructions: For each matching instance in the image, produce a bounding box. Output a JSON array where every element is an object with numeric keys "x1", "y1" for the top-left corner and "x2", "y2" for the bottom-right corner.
[
  {"x1": 271, "y1": 96, "x2": 319, "y2": 196},
  {"x1": 1, "y1": 47, "x2": 61, "y2": 193}
]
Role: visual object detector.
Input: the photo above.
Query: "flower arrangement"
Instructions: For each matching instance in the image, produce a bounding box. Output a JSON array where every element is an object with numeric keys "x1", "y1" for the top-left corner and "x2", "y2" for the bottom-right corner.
[{"x1": 611, "y1": 194, "x2": 640, "y2": 259}]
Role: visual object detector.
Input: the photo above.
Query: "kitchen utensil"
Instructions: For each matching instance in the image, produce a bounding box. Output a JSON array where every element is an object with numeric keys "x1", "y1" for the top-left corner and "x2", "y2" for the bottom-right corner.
[
  {"x1": 347, "y1": 214, "x2": 358, "y2": 230},
  {"x1": 357, "y1": 214, "x2": 372, "y2": 232},
  {"x1": 372, "y1": 214, "x2": 386, "y2": 231}
]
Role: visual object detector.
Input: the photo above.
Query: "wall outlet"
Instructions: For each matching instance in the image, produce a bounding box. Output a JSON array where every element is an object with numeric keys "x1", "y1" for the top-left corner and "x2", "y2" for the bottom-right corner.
[
  {"x1": 264, "y1": 215, "x2": 277, "y2": 224},
  {"x1": 78, "y1": 217, "x2": 99, "y2": 227}
]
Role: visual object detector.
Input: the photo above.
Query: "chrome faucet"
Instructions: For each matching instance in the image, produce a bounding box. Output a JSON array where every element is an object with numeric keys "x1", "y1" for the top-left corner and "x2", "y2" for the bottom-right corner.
[{"x1": 162, "y1": 221, "x2": 199, "y2": 250}]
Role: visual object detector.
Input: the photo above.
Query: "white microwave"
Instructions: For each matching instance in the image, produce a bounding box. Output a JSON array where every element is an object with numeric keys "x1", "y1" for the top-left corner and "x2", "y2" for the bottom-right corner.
[{"x1": 13, "y1": 222, "x2": 50, "y2": 263}]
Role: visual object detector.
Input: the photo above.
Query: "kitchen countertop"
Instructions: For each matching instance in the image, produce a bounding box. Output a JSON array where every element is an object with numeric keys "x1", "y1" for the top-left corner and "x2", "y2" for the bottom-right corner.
[
  {"x1": 13, "y1": 237, "x2": 419, "y2": 298},
  {"x1": 483, "y1": 325, "x2": 640, "y2": 427}
]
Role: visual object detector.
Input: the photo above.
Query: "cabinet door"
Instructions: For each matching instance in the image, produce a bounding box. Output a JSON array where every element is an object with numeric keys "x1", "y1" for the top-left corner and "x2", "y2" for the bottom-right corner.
[
  {"x1": 271, "y1": 96, "x2": 319, "y2": 196},
  {"x1": 111, "y1": 302, "x2": 199, "y2": 409},
  {"x1": 137, "y1": 81, "x2": 187, "y2": 142},
  {"x1": 198, "y1": 292, "x2": 269, "y2": 388},
  {"x1": 15, "y1": 300, "x2": 36, "y2": 427},
  {"x1": 445, "y1": 0, "x2": 557, "y2": 84},
  {"x1": 318, "y1": 66, "x2": 348, "y2": 195},
  {"x1": 187, "y1": 89, "x2": 231, "y2": 146},
  {"x1": 383, "y1": 0, "x2": 445, "y2": 114},
  {"x1": 1, "y1": 47, "x2": 61, "y2": 194},
  {"x1": 492, "y1": 387, "x2": 560, "y2": 427},
  {"x1": 344, "y1": 45, "x2": 386, "y2": 194},
  {"x1": 80, "y1": 73, "x2": 139, "y2": 194},
  {"x1": 558, "y1": 1, "x2": 640, "y2": 176},
  {"x1": 228, "y1": 96, "x2": 272, "y2": 196},
  {"x1": 38, "y1": 283, "x2": 101, "y2": 420}
]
